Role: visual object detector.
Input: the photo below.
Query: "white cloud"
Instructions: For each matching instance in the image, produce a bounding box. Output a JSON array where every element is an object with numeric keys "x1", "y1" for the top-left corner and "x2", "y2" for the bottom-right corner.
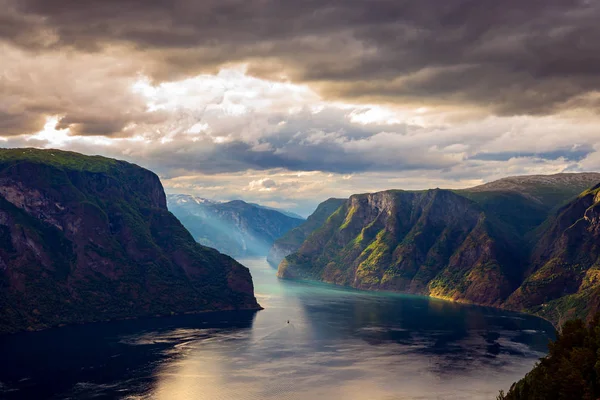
[{"x1": 2, "y1": 52, "x2": 600, "y2": 216}]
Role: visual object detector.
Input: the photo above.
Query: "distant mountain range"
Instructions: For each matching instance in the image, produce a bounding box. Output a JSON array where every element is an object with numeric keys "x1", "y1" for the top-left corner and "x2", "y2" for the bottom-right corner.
[
  {"x1": 167, "y1": 194, "x2": 304, "y2": 258},
  {"x1": 273, "y1": 172, "x2": 600, "y2": 325},
  {"x1": 0, "y1": 149, "x2": 260, "y2": 334},
  {"x1": 249, "y1": 203, "x2": 305, "y2": 220}
]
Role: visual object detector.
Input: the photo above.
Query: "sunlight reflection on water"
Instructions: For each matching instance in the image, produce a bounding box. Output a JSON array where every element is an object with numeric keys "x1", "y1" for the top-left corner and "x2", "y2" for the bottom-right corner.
[
  {"x1": 0, "y1": 257, "x2": 554, "y2": 400},
  {"x1": 138, "y1": 258, "x2": 552, "y2": 400}
]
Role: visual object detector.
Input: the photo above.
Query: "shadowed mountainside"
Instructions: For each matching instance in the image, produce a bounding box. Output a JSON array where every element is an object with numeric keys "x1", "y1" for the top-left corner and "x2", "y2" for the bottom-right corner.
[
  {"x1": 0, "y1": 148, "x2": 260, "y2": 334},
  {"x1": 267, "y1": 198, "x2": 345, "y2": 267}
]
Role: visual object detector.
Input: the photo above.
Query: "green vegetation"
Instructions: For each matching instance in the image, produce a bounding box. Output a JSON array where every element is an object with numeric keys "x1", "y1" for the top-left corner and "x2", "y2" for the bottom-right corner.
[
  {"x1": 278, "y1": 175, "x2": 600, "y2": 326},
  {"x1": 459, "y1": 190, "x2": 548, "y2": 239},
  {"x1": 267, "y1": 198, "x2": 345, "y2": 267},
  {"x1": 278, "y1": 189, "x2": 517, "y2": 305},
  {"x1": 0, "y1": 148, "x2": 259, "y2": 334},
  {"x1": 499, "y1": 314, "x2": 600, "y2": 400},
  {"x1": 0, "y1": 147, "x2": 118, "y2": 173},
  {"x1": 504, "y1": 182, "x2": 600, "y2": 323}
]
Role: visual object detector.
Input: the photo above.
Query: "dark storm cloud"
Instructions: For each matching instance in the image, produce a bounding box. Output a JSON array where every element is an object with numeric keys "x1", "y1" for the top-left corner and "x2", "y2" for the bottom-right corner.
[
  {"x1": 3, "y1": 0, "x2": 600, "y2": 115},
  {"x1": 55, "y1": 114, "x2": 136, "y2": 136},
  {"x1": 0, "y1": 109, "x2": 47, "y2": 136}
]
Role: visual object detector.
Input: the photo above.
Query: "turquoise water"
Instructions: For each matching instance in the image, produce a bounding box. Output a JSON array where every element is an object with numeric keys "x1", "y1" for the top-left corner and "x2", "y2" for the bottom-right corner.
[{"x1": 0, "y1": 257, "x2": 554, "y2": 399}]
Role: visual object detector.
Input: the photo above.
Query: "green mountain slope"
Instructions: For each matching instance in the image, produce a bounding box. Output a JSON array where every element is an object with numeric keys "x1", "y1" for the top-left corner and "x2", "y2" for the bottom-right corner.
[
  {"x1": 167, "y1": 195, "x2": 304, "y2": 258},
  {"x1": 278, "y1": 189, "x2": 521, "y2": 306},
  {"x1": 460, "y1": 172, "x2": 600, "y2": 238},
  {"x1": 267, "y1": 198, "x2": 345, "y2": 267},
  {"x1": 506, "y1": 184, "x2": 600, "y2": 325},
  {"x1": 277, "y1": 173, "x2": 600, "y2": 324},
  {"x1": 0, "y1": 148, "x2": 260, "y2": 334}
]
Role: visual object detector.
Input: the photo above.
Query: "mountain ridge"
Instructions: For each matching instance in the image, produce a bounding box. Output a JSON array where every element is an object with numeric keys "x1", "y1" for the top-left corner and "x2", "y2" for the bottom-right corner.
[
  {"x1": 276, "y1": 172, "x2": 600, "y2": 325},
  {"x1": 267, "y1": 198, "x2": 346, "y2": 267},
  {"x1": 167, "y1": 194, "x2": 304, "y2": 258}
]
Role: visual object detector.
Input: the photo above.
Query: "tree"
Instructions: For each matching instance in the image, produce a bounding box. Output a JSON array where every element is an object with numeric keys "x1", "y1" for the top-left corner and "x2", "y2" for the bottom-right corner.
[{"x1": 499, "y1": 313, "x2": 600, "y2": 400}]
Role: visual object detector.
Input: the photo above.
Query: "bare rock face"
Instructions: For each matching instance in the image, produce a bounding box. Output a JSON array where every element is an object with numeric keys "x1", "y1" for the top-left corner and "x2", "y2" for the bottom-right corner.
[{"x1": 0, "y1": 148, "x2": 260, "y2": 334}]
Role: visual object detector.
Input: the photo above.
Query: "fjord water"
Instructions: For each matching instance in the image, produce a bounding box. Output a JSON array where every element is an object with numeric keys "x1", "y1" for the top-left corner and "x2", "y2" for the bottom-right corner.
[{"x1": 0, "y1": 258, "x2": 553, "y2": 400}]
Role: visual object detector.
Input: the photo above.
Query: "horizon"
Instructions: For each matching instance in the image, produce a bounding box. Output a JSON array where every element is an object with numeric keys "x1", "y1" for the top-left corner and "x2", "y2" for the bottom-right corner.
[
  {"x1": 4, "y1": 146, "x2": 600, "y2": 217},
  {"x1": 165, "y1": 169, "x2": 600, "y2": 217}
]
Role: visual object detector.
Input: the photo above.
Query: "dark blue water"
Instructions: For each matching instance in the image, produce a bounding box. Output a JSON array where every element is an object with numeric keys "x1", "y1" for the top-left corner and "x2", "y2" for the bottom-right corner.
[{"x1": 0, "y1": 257, "x2": 554, "y2": 399}]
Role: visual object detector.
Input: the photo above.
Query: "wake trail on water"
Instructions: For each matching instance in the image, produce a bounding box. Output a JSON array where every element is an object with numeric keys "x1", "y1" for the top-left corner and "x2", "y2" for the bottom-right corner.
[{"x1": 252, "y1": 323, "x2": 297, "y2": 343}]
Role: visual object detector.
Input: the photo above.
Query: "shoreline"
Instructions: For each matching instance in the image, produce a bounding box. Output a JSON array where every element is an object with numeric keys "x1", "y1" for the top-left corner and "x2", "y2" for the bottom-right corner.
[
  {"x1": 1, "y1": 305, "x2": 263, "y2": 337},
  {"x1": 276, "y1": 275, "x2": 559, "y2": 332}
]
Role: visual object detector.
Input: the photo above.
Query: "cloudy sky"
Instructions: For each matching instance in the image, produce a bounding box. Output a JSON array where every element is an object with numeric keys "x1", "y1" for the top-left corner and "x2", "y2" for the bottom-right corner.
[{"x1": 2, "y1": 0, "x2": 600, "y2": 215}]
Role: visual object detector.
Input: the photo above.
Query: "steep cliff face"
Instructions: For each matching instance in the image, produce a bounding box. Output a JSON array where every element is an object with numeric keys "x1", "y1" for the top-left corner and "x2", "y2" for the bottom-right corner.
[
  {"x1": 267, "y1": 198, "x2": 345, "y2": 267},
  {"x1": 167, "y1": 195, "x2": 304, "y2": 258},
  {"x1": 277, "y1": 175, "x2": 600, "y2": 325},
  {"x1": 0, "y1": 148, "x2": 260, "y2": 334},
  {"x1": 506, "y1": 184, "x2": 600, "y2": 323},
  {"x1": 278, "y1": 190, "x2": 520, "y2": 306}
]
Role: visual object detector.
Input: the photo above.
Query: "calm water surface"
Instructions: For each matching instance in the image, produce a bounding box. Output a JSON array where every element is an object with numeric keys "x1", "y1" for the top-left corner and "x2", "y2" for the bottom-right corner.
[{"x1": 0, "y1": 257, "x2": 554, "y2": 400}]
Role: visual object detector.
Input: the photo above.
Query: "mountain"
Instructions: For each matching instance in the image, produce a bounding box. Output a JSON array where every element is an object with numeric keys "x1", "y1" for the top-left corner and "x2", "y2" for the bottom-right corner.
[
  {"x1": 249, "y1": 203, "x2": 305, "y2": 220},
  {"x1": 277, "y1": 173, "x2": 600, "y2": 325},
  {"x1": 167, "y1": 193, "x2": 218, "y2": 206},
  {"x1": 167, "y1": 195, "x2": 304, "y2": 258},
  {"x1": 506, "y1": 183, "x2": 600, "y2": 325},
  {"x1": 267, "y1": 198, "x2": 345, "y2": 267},
  {"x1": 466, "y1": 173, "x2": 600, "y2": 207},
  {"x1": 459, "y1": 172, "x2": 600, "y2": 238},
  {"x1": 277, "y1": 190, "x2": 520, "y2": 306},
  {"x1": 0, "y1": 148, "x2": 260, "y2": 334}
]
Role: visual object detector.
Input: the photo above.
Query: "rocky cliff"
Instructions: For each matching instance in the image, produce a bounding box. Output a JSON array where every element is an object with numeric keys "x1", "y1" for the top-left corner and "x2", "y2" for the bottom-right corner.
[
  {"x1": 167, "y1": 195, "x2": 304, "y2": 258},
  {"x1": 277, "y1": 173, "x2": 600, "y2": 324},
  {"x1": 0, "y1": 148, "x2": 260, "y2": 334},
  {"x1": 278, "y1": 190, "x2": 520, "y2": 306},
  {"x1": 267, "y1": 198, "x2": 345, "y2": 267}
]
